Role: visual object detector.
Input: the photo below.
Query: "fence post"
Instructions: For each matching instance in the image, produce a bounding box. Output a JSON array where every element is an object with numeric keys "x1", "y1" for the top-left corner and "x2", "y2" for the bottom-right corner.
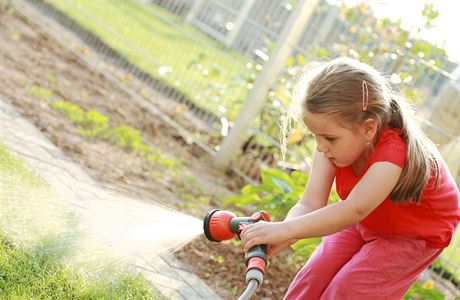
[
  {"x1": 313, "y1": 6, "x2": 339, "y2": 46},
  {"x1": 214, "y1": 0, "x2": 317, "y2": 169},
  {"x1": 185, "y1": 1, "x2": 202, "y2": 24},
  {"x1": 224, "y1": 0, "x2": 256, "y2": 49}
]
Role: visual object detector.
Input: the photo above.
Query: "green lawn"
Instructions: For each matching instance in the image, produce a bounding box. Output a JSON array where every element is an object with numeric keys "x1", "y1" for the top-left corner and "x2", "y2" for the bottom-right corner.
[
  {"x1": 0, "y1": 142, "x2": 67, "y2": 244},
  {"x1": 0, "y1": 142, "x2": 164, "y2": 299},
  {"x1": 47, "y1": 0, "x2": 252, "y2": 120},
  {"x1": 0, "y1": 233, "x2": 162, "y2": 299}
]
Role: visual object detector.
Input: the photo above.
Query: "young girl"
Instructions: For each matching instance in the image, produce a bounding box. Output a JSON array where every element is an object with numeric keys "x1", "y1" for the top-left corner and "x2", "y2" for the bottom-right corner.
[{"x1": 240, "y1": 57, "x2": 460, "y2": 299}]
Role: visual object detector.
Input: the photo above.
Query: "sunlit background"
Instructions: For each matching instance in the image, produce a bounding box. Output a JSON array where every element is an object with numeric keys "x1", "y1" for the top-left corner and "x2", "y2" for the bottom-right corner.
[{"x1": 342, "y1": 0, "x2": 459, "y2": 62}]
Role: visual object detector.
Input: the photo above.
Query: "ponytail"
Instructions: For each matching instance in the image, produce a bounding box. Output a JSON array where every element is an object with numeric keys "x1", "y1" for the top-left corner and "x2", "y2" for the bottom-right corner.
[
  {"x1": 389, "y1": 97, "x2": 405, "y2": 130},
  {"x1": 388, "y1": 97, "x2": 440, "y2": 203}
]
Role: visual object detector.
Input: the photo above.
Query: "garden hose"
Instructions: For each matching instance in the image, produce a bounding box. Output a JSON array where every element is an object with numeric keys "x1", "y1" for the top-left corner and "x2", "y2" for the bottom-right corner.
[{"x1": 237, "y1": 279, "x2": 259, "y2": 300}]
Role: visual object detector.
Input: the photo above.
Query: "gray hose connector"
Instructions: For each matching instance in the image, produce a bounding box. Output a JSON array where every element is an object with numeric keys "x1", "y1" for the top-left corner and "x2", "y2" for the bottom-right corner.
[
  {"x1": 236, "y1": 269, "x2": 264, "y2": 300},
  {"x1": 245, "y1": 268, "x2": 264, "y2": 285},
  {"x1": 237, "y1": 279, "x2": 259, "y2": 300}
]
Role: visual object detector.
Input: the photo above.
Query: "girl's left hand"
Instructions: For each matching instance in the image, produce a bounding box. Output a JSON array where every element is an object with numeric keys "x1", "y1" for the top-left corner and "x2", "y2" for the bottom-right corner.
[{"x1": 240, "y1": 221, "x2": 291, "y2": 252}]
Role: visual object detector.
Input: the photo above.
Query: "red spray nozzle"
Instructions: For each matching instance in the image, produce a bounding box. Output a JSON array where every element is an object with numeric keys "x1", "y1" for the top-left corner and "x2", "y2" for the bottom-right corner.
[{"x1": 203, "y1": 209, "x2": 236, "y2": 242}]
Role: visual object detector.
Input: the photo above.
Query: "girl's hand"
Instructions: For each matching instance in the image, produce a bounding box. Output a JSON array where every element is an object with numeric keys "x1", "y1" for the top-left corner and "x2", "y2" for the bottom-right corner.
[{"x1": 240, "y1": 221, "x2": 292, "y2": 253}]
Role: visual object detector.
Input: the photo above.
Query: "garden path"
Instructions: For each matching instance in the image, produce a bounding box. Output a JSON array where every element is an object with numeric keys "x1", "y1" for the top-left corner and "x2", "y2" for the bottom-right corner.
[{"x1": 0, "y1": 98, "x2": 221, "y2": 300}]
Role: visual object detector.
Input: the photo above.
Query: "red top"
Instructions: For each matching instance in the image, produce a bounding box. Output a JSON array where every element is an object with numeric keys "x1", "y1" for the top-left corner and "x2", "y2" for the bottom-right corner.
[{"x1": 335, "y1": 127, "x2": 460, "y2": 248}]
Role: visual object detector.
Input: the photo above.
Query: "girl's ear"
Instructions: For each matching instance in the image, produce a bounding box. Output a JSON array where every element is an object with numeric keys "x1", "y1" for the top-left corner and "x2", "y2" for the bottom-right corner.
[{"x1": 362, "y1": 118, "x2": 378, "y2": 141}]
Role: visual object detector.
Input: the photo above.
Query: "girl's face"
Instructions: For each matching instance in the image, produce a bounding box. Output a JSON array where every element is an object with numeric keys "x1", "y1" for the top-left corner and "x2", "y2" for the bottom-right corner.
[{"x1": 303, "y1": 111, "x2": 370, "y2": 167}]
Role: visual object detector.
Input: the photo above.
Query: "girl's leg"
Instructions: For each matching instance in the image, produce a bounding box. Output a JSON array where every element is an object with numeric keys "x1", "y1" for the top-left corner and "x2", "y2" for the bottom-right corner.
[
  {"x1": 284, "y1": 224, "x2": 365, "y2": 300},
  {"x1": 320, "y1": 224, "x2": 443, "y2": 300}
]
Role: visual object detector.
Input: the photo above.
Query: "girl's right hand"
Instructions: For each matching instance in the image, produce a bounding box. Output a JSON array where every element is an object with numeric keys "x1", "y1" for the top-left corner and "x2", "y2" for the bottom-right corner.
[{"x1": 267, "y1": 238, "x2": 298, "y2": 259}]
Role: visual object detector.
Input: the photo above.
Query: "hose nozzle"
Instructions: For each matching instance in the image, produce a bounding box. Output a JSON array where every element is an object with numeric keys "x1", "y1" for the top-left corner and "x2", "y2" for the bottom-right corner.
[
  {"x1": 203, "y1": 209, "x2": 271, "y2": 242},
  {"x1": 203, "y1": 209, "x2": 271, "y2": 298},
  {"x1": 203, "y1": 209, "x2": 236, "y2": 242}
]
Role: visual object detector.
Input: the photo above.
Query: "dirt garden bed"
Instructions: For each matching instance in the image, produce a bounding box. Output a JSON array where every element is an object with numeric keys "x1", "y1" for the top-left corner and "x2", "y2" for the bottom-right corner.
[{"x1": 0, "y1": 3, "x2": 298, "y2": 299}]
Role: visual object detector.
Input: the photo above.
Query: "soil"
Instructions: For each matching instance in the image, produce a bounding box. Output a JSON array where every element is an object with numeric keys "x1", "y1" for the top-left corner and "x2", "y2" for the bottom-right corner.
[{"x1": 0, "y1": 3, "x2": 300, "y2": 299}]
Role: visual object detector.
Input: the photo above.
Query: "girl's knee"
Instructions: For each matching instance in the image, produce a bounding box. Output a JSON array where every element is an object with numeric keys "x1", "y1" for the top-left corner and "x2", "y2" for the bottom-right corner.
[
  {"x1": 320, "y1": 272, "x2": 349, "y2": 299},
  {"x1": 284, "y1": 263, "x2": 336, "y2": 300},
  {"x1": 320, "y1": 269, "x2": 384, "y2": 300}
]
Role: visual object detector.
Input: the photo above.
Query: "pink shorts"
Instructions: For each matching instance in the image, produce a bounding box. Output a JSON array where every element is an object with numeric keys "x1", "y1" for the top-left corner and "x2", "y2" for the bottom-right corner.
[{"x1": 284, "y1": 223, "x2": 443, "y2": 300}]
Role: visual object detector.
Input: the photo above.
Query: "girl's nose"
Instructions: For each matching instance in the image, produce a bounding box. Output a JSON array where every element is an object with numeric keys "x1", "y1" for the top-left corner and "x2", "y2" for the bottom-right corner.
[{"x1": 317, "y1": 142, "x2": 328, "y2": 153}]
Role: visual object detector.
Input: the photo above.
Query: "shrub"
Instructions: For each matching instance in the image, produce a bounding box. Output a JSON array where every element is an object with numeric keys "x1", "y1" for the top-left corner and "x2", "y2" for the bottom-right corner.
[{"x1": 225, "y1": 168, "x2": 339, "y2": 259}]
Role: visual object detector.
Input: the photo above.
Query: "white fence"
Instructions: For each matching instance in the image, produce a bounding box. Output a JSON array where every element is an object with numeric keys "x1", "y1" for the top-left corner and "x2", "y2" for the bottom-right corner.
[{"x1": 156, "y1": 0, "x2": 459, "y2": 181}]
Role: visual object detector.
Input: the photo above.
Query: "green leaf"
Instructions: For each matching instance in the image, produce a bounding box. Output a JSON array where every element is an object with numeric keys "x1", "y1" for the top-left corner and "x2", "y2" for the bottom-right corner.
[
  {"x1": 291, "y1": 238, "x2": 322, "y2": 258},
  {"x1": 262, "y1": 169, "x2": 295, "y2": 190},
  {"x1": 241, "y1": 184, "x2": 254, "y2": 196},
  {"x1": 224, "y1": 194, "x2": 260, "y2": 207},
  {"x1": 270, "y1": 176, "x2": 293, "y2": 193}
]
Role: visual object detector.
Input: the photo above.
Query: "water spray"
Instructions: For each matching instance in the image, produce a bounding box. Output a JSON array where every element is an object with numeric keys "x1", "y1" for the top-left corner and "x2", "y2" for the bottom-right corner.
[{"x1": 203, "y1": 209, "x2": 270, "y2": 300}]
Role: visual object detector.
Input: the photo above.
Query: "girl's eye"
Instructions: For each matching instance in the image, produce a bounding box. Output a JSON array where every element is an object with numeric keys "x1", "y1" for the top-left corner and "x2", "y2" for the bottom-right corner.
[{"x1": 325, "y1": 137, "x2": 335, "y2": 142}]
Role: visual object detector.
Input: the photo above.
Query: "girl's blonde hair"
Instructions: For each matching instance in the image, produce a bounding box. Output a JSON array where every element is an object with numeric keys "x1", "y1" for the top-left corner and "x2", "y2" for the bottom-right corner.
[{"x1": 302, "y1": 57, "x2": 439, "y2": 203}]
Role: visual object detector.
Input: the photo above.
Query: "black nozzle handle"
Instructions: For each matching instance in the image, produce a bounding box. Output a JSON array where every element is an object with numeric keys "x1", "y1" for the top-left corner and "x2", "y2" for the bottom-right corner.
[
  {"x1": 245, "y1": 244, "x2": 267, "y2": 264},
  {"x1": 229, "y1": 217, "x2": 255, "y2": 233}
]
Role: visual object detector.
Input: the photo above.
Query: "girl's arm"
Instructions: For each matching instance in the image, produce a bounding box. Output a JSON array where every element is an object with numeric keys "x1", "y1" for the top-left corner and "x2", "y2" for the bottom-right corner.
[
  {"x1": 285, "y1": 150, "x2": 336, "y2": 219},
  {"x1": 241, "y1": 161, "x2": 402, "y2": 251},
  {"x1": 284, "y1": 161, "x2": 402, "y2": 238},
  {"x1": 264, "y1": 150, "x2": 335, "y2": 257}
]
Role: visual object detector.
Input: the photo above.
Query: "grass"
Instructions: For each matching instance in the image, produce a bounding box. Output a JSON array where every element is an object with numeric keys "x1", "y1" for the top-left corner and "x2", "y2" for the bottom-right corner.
[
  {"x1": 25, "y1": 82, "x2": 182, "y2": 172},
  {"x1": 0, "y1": 142, "x2": 164, "y2": 299},
  {"x1": 46, "y1": 0, "x2": 252, "y2": 120},
  {"x1": 0, "y1": 233, "x2": 162, "y2": 299},
  {"x1": 0, "y1": 140, "x2": 68, "y2": 243},
  {"x1": 0, "y1": 141, "x2": 47, "y2": 188},
  {"x1": 47, "y1": 99, "x2": 182, "y2": 171}
]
